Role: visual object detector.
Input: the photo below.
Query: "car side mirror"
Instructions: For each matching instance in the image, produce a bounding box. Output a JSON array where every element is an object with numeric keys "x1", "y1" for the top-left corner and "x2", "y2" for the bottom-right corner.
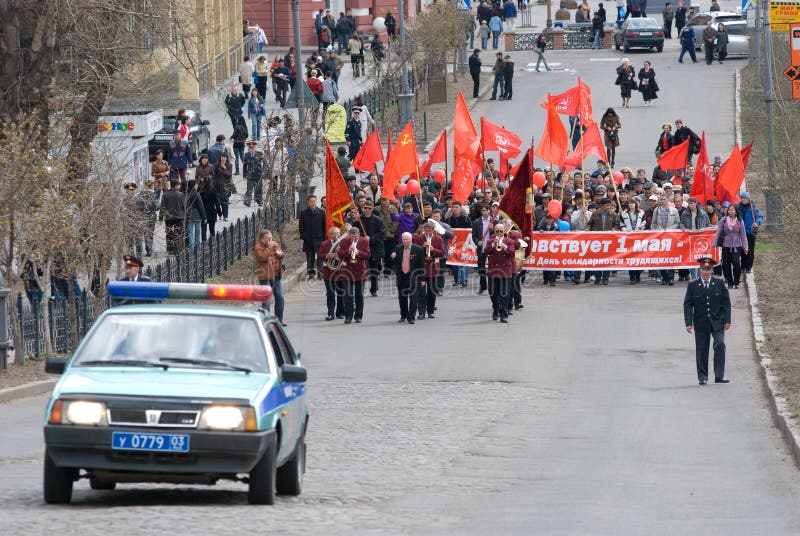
[
  {"x1": 201, "y1": 119, "x2": 210, "y2": 126},
  {"x1": 45, "y1": 357, "x2": 69, "y2": 374},
  {"x1": 282, "y1": 364, "x2": 307, "y2": 383}
]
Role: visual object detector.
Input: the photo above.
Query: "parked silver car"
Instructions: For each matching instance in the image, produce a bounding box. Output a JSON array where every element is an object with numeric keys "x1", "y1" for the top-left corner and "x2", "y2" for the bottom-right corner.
[{"x1": 688, "y1": 11, "x2": 749, "y2": 58}]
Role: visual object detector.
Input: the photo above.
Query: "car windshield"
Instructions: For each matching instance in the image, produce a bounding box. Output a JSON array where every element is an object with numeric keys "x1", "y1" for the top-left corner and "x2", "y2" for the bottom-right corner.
[
  {"x1": 724, "y1": 24, "x2": 747, "y2": 35},
  {"x1": 628, "y1": 18, "x2": 658, "y2": 28},
  {"x1": 715, "y1": 15, "x2": 744, "y2": 23},
  {"x1": 162, "y1": 118, "x2": 179, "y2": 132},
  {"x1": 73, "y1": 313, "x2": 269, "y2": 373}
]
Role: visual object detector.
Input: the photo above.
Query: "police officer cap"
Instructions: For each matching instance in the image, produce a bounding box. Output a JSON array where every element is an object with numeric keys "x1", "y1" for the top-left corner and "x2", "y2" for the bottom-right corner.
[
  {"x1": 353, "y1": 107, "x2": 362, "y2": 113},
  {"x1": 123, "y1": 255, "x2": 144, "y2": 268},
  {"x1": 697, "y1": 257, "x2": 716, "y2": 268}
]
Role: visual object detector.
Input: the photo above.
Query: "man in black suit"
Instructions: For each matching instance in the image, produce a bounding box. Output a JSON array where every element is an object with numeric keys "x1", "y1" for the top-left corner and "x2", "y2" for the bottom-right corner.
[
  {"x1": 299, "y1": 195, "x2": 326, "y2": 279},
  {"x1": 117, "y1": 255, "x2": 152, "y2": 282},
  {"x1": 390, "y1": 232, "x2": 425, "y2": 324},
  {"x1": 683, "y1": 257, "x2": 732, "y2": 385},
  {"x1": 471, "y1": 204, "x2": 493, "y2": 294}
]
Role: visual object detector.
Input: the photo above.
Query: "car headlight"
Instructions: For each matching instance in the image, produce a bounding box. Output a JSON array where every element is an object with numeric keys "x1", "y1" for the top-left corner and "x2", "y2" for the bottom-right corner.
[
  {"x1": 63, "y1": 401, "x2": 108, "y2": 426},
  {"x1": 199, "y1": 406, "x2": 247, "y2": 431}
]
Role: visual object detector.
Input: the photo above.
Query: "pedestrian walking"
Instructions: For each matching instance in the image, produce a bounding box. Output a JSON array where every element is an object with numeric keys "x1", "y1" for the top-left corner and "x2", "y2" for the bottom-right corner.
[
  {"x1": 242, "y1": 141, "x2": 264, "y2": 207},
  {"x1": 231, "y1": 114, "x2": 248, "y2": 175},
  {"x1": 591, "y1": 12, "x2": 605, "y2": 49},
  {"x1": 159, "y1": 179, "x2": 186, "y2": 255},
  {"x1": 469, "y1": 49, "x2": 482, "y2": 97},
  {"x1": 385, "y1": 11, "x2": 397, "y2": 40},
  {"x1": 490, "y1": 52, "x2": 505, "y2": 100},
  {"x1": 637, "y1": 60, "x2": 659, "y2": 106},
  {"x1": 185, "y1": 179, "x2": 207, "y2": 253},
  {"x1": 600, "y1": 108, "x2": 621, "y2": 166},
  {"x1": 534, "y1": 34, "x2": 551, "y2": 72},
  {"x1": 254, "y1": 230, "x2": 287, "y2": 326},
  {"x1": 391, "y1": 232, "x2": 425, "y2": 324},
  {"x1": 683, "y1": 257, "x2": 732, "y2": 385},
  {"x1": 678, "y1": 22, "x2": 697, "y2": 63},
  {"x1": 615, "y1": 58, "x2": 636, "y2": 108},
  {"x1": 716, "y1": 23, "x2": 729, "y2": 63},
  {"x1": 213, "y1": 153, "x2": 233, "y2": 221},
  {"x1": 702, "y1": 20, "x2": 717, "y2": 65},
  {"x1": 238, "y1": 56, "x2": 254, "y2": 96},
  {"x1": 349, "y1": 34, "x2": 364, "y2": 77},
  {"x1": 655, "y1": 122, "x2": 673, "y2": 158},
  {"x1": 675, "y1": 0, "x2": 687, "y2": 34},
  {"x1": 247, "y1": 88, "x2": 266, "y2": 139},
  {"x1": 662, "y1": 2, "x2": 674, "y2": 38},
  {"x1": 489, "y1": 14, "x2": 503, "y2": 49},
  {"x1": 320, "y1": 72, "x2": 339, "y2": 118},
  {"x1": 502, "y1": 54, "x2": 514, "y2": 100},
  {"x1": 713, "y1": 204, "x2": 748, "y2": 289},
  {"x1": 299, "y1": 195, "x2": 326, "y2": 279},
  {"x1": 166, "y1": 131, "x2": 193, "y2": 187},
  {"x1": 224, "y1": 86, "x2": 246, "y2": 128},
  {"x1": 479, "y1": 21, "x2": 490, "y2": 50},
  {"x1": 737, "y1": 192, "x2": 762, "y2": 273}
]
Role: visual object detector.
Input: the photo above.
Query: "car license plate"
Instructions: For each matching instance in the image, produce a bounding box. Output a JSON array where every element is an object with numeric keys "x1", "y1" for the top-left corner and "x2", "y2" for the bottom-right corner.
[
  {"x1": 112, "y1": 432, "x2": 190, "y2": 453},
  {"x1": 640, "y1": 32, "x2": 652, "y2": 36},
  {"x1": 154, "y1": 134, "x2": 173, "y2": 141}
]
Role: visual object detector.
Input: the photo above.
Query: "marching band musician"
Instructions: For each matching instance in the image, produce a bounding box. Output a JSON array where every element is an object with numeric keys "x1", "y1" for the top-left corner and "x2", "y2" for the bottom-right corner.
[
  {"x1": 507, "y1": 229, "x2": 527, "y2": 311},
  {"x1": 485, "y1": 223, "x2": 516, "y2": 323},
  {"x1": 412, "y1": 222, "x2": 445, "y2": 320},
  {"x1": 390, "y1": 232, "x2": 425, "y2": 324},
  {"x1": 347, "y1": 201, "x2": 385, "y2": 297},
  {"x1": 317, "y1": 226, "x2": 346, "y2": 321},
  {"x1": 336, "y1": 226, "x2": 371, "y2": 324}
]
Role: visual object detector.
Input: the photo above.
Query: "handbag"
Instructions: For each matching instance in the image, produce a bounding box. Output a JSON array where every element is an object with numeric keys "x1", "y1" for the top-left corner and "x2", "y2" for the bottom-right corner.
[{"x1": 716, "y1": 234, "x2": 724, "y2": 247}]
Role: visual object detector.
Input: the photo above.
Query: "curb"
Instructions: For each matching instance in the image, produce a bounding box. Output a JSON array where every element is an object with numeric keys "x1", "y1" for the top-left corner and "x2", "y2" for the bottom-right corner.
[
  {"x1": 736, "y1": 67, "x2": 800, "y2": 465},
  {"x1": 0, "y1": 379, "x2": 57, "y2": 404}
]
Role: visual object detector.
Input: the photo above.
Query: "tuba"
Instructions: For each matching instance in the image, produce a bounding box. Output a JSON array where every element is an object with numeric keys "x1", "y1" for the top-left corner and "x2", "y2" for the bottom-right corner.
[{"x1": 326, "y1": 235, "x2": 346, "y2": 270}]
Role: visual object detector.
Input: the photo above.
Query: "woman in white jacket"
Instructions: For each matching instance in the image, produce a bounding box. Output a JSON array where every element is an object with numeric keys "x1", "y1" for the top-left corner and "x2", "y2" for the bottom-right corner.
[{"x1": 620, "y1": 197, "x2": 646, "y2": 284}]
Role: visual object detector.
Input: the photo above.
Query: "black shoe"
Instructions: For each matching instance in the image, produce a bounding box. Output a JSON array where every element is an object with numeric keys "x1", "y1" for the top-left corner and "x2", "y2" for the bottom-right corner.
[
  {"x1": 281, "y1": 322, "x2": 288, "y2": 327},
  {"x1": 326, "y1": 315, "x2": 334, "y2": 321},
  {"x1": 507, "y1": 311, "x2": 513, "y2": 316},
  {"x1": 734, "y1": 284, "x2": 739, "y2": 289},
  {"x1": 595, "y1": 280, "x2": 601, "y2": 285},
  {"x1": 500, "y1": 318, "x2": 509, "y2": 323},
  {"x1": 699, "y1": 379, "x2": 707, "y2": 385},
  {"x1": 344, "y1": 318, "x2": 352, "y2": 324},
  {"x1": 407, "y1": 319, "x2": 415, "y2": 324},
  {"x1": 630, "y1": 281, "x2": 636, "y2": 285},
  {"x1": 602, "y1": 281, "x2": 609, "y2": 285},
  {"x1": 355, "y1": 319, "x2": 362, "y2": 323},
  {"x1": 715, "y1": 378, "x2": 730, "y2": 384},
  {"x1": 572, "y1": 279, "x2": 581, "y2": 285},
  {"x1": 492, "y1": 313, "x2": 499, "y2": 321},
  {"x1": 661, "y1": 281, "x2": 668, "y2": 286},
  {"x1": 668, "y1": 281, "x2": 674, "y2": 286},
  {"x1": 336, "y1": 314, "x2": 344, "y2": 319},
  {"x1": 514, "y1": 304, "x2": 523, "y2": 310},
  {"x1": 398, "y1": 317, "x2": 407, "y2": 323},
  {"x1": 419, "y1": 312, "x2": 426, "y2": 319},
  {"x1": 549, "y1": 281, "x2": 556, "y2": 286},
  {"x1": 479, "y1": 289, "x2": 487, "y2": 294},
  {"x1": 427, "y1": 314, "x2": 435, "y2": 319}
]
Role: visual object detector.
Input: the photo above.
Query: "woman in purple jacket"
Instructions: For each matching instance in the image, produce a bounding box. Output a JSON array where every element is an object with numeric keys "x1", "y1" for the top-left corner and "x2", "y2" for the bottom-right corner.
[{"x1": 713, "y1": 204, "x2": 748, "y2": 289}]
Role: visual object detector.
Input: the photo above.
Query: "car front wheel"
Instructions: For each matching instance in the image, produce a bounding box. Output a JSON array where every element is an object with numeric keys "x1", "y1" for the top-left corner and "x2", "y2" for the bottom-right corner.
[
  {"x1": 276, "y1": 432, "x2": 305, "y2": 496},
  {"x1": 656, "y1": 44, "x2": 663, "y2": 52},
  {"x1": 43, "y1": 449, "x2": 76, "y2": 504},
  {"x1": 248, "y1": 440, "x2": 277, "y2": 505}
]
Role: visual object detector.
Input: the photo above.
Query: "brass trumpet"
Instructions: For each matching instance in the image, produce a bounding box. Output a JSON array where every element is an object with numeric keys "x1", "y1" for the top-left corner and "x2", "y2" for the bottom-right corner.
[
  {"x1": 495, "y1": 237, "x2": 504, "y2": 251},
  {"x1": 425, "y1": 235, "x2": 433, "y2": 260},
  {"x1": 349, "y1": 238, "x2": 358, "y2": 263}
]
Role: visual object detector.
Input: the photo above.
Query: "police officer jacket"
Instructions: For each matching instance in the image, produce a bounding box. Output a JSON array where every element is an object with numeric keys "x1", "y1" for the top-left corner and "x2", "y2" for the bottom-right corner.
[{"x1": 683, "y1": 277, "x2": 731, "y2": 332}]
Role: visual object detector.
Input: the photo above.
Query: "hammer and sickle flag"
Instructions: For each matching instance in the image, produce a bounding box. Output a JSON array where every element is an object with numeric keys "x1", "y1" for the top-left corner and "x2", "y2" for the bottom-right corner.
[
  {"x1": 325, "y1": 140, "x2": 354, "y2": 235},
  {"x1": 480, "y1": 117, "x2": 522, "y2": 158},
  {"x1": 382, "y1": 121, "x2": 418, "y2": 201}
]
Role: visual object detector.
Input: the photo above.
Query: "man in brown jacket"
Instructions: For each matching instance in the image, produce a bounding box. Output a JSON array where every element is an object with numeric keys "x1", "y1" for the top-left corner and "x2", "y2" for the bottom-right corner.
[
  {"x1": 587, "y1": 198, "x2": 620, "y2": 285},
  {"x1": 254, "y1": 230, "x2": 286, "y2": 325}
]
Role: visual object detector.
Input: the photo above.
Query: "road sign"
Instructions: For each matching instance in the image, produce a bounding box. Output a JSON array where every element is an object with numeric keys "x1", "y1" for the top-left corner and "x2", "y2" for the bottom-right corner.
[
  {"x1": 792, "y1": 22, "x2": 800, "y2": 64},
  {"x1": 794, "y1": 80, "x2": 800, "y2": 99},
  {"x1": 458, "y1": 0, "x2": 471, "y2": 11},
  {"x1": 784, "y1": 65, "x2": 800, "y2": 79},
  {"x1": 770, "y1": 1, "x2": 800, "y2": 32},
  {"x1": 743, "y1": 0, "x2": 756, "y2": 11}
]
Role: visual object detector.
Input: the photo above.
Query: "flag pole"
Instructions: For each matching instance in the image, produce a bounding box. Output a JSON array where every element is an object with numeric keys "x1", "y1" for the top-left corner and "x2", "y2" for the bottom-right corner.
[{"x1": 444, "y1": 130, "x2": 449, "y2": 197}]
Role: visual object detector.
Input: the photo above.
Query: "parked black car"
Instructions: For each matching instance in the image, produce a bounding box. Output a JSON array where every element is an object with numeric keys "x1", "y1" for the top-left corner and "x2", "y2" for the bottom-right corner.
[
  {"x1": 614, "y1": 17, "x2": 665, "y2": 53},
  {"x1": 148, "y1": 109, "x2": 211, "y2": 162}
]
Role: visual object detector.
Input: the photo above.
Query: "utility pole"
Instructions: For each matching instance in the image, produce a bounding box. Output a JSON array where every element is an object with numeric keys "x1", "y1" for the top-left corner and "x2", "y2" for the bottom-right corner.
[
  {"x1": 291, "y1": 0, "x2": 306, "y2": 128},
  {"x1": 546, "y1": 0, "x2": 553, "y2": 28},
  {"x1": 762, "y1": 9, "x2": 782, "y2": 231},
  {"x1": 754, "y1": 0, "x2": 762, "y2": 82},
  {"x1": 398, "y1": 0, "x2": 414, "y2": 125}
]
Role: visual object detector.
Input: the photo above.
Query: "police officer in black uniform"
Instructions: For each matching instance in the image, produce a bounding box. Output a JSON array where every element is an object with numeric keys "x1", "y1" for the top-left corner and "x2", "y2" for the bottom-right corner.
[
  {"x1": 345, "y1": 107, "x2": 363, "y2": 161},
  {"x1": 683, "y1": 257, "x2": 731, "y2": 385},
  {"x1": 118, "y1": 255, "x2": 152, "y2": 282}
]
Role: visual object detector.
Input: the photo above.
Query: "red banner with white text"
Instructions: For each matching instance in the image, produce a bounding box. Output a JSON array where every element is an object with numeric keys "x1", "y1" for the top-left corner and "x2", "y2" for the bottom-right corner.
[{"x1": 447, "y1": 229, "x2": 720, "y2": 270}]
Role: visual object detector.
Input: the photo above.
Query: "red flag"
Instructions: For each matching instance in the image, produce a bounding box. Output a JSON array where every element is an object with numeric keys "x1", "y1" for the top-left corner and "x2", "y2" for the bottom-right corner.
[
  {"x1": 451, "y1": 92, "x2": 483, "y2": 203},
  {"x1": 499, "y1": 154, "x2": 508, "y2": 178},
  {"x1": 352, "y1": 130, "x2": 384, "y2": 172},
  {"x1": 656, "y1": 138, "x2": 690, "y2": 171},
  {"x1": 386, "y1": 127, "x2": 393, "y2": 161},
  {"x1": 715, "y1": 144, "x2": 745, "y2": 203},
  {"x1": 419, "y1": 129, "x2": 447, "y2": 179},
  {"x1": 741, "y1": 140, "x2": 753, "y2": 169},
  {"x1": 577, "y1": 77, "x2": 595, "y2": 127},
  {"x1": 382, "y1": 121, "x2": 419, "y2": 201},
  {"x1": 499, "y1": 151, "x2": 534, "y2": 255},
  {"x1": 325, "y1": 141, "x2": 354, "y2": 235},
  {"x1": 535, "y1": 97, "x2": 568, "y2": 168},
  {"x1": 690, "y1": 133, "x2": 715, "y2": 204},
  {"x1": 563, "y1": 122, "x2": 605, "y2": 171},
  {"x1": 480, "y1": 117, "x2": 522, "y2": 158},
  {"x1": 540, "y1": 86, "x2": 581, "y2": 116}
]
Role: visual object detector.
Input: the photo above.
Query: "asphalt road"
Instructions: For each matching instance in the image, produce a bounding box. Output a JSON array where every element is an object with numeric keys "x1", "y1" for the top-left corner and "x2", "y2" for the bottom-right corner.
[{"x1": 3, "y1": 46, "x2": 800, "y2": 535}]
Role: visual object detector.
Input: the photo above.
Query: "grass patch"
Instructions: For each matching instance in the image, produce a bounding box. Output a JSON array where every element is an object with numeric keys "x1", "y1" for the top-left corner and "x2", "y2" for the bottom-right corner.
[{"x1": 756, "y1": 239, "x2": 777, "y2": 254}]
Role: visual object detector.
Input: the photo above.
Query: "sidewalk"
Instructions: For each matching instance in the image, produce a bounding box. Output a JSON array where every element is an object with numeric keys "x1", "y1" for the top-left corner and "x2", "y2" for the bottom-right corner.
[{"x1": 138, "y1": 48, "x2": 373, "y2": 271}]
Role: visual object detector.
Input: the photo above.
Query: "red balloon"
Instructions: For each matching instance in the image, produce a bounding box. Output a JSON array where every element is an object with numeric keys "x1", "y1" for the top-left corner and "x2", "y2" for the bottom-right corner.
[
  {"x1": 532, "y1": 171, "x2": 546, "y2": 189},
  {"x1": 475, "y1": 177, "x2": 489, "y2": 190},
  {"x1": 612, "y1": 171, "x2": 624, "y2": 185},
  {"x1": 396, "y1": 183, "x2": 408, "y2": 197},
  {"x1": 547, "y1": 199, "x2": 562, "y2": 219},
  {"x1": 433, "y1": 168, "x2": 446, "y2": 183},
  {"x1": 407, "y1": 179, "x2": 420, "y2": 195}
]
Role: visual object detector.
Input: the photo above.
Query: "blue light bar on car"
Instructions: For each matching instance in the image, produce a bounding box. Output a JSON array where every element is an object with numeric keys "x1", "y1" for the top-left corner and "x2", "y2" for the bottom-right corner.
[{"x1": 107, "y1": 282, "x2": 273, "y2": 302}]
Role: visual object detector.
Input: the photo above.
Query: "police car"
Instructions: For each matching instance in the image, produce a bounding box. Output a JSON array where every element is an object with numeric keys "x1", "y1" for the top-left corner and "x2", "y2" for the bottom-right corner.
[{"x1": 42, "y1": 282, "x2": 308, "y2": 505}]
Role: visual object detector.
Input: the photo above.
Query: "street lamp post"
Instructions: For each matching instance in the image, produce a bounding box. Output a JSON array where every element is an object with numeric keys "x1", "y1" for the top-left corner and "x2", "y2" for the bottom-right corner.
[
  {"x1": 762, "y1": 9, "x2": 782, "y2": 231},
  {"x1": 546, "y1": 0, "x2": 553, "y2": 29},
  {"x1": 291, "y1": 0, "x2": 306, "y2": 128},
  {"x1": 398, "y1": 0, "x2": 414, "y2": 125}
]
